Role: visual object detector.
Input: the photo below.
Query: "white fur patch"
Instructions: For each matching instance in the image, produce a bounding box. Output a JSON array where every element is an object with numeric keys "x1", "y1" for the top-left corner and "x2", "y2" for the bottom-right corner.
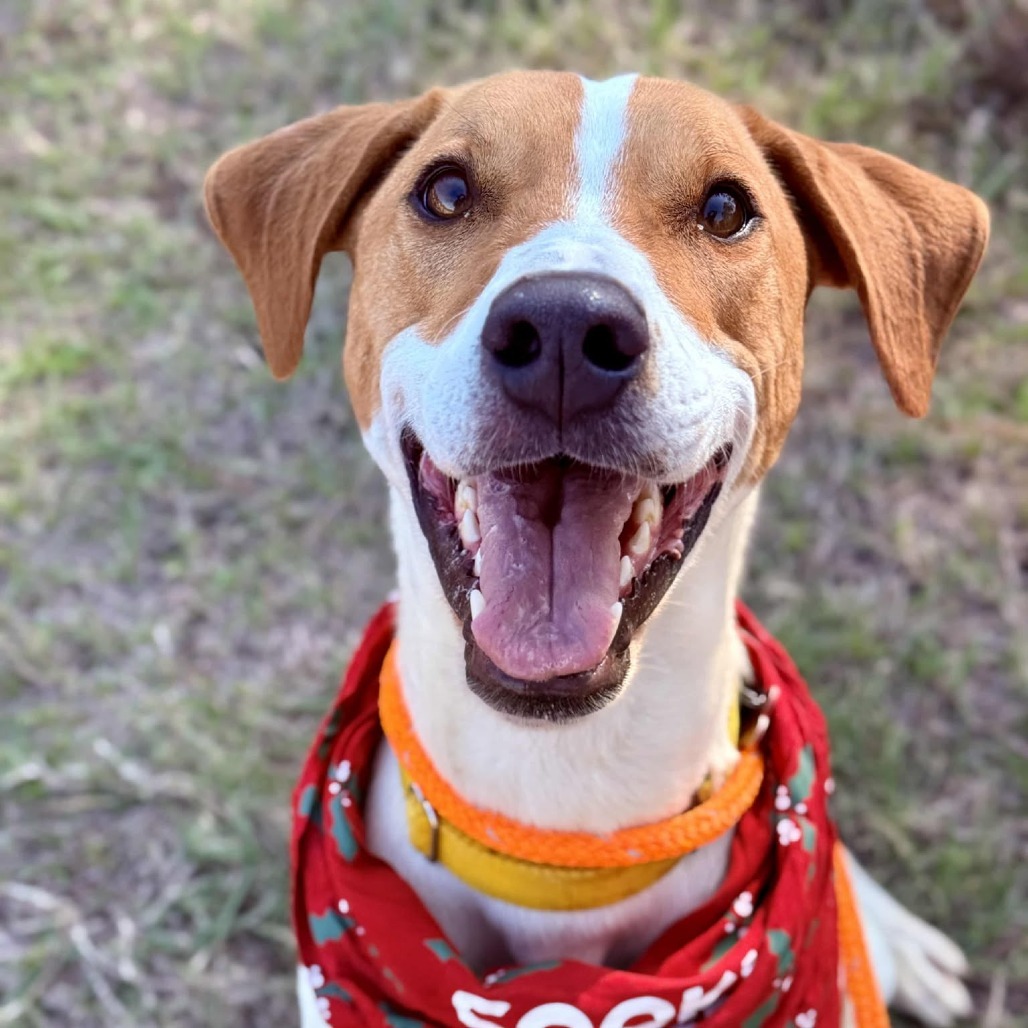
[{"x1": 575, "y1": 73, "x2": 637, "y2": 221}]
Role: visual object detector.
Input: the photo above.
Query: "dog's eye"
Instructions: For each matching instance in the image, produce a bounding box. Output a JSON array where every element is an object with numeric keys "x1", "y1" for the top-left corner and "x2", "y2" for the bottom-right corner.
[
  {"x1": 419, "y1": 167, "x2": 472, "y2": 220},
  {"x1": 698, "y1": 185, "x2": 752, "y2": 239}
]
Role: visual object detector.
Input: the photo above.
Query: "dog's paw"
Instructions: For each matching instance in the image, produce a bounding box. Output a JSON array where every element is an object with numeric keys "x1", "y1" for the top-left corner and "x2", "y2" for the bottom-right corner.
[{"x1": 844, "y1": 847, "x2": 973, "y2": 1027}]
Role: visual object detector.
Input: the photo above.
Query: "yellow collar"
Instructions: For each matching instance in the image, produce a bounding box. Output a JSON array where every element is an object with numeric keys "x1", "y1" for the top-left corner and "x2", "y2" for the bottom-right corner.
[{"x1": 380, "y1": 642, "x2": 765, "y2": 911}]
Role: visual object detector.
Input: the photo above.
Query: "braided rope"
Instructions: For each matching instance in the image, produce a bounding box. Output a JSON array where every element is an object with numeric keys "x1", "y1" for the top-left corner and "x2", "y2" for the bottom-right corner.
[{"x1": 379, "y1": 642, "x2": 764, "y2": 869}]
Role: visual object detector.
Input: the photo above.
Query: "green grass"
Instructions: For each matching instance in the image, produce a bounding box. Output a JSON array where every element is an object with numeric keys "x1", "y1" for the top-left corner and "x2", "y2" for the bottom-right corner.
[{"x1": 1, "y1": 0, "x2": 1026, "y2": 1024}]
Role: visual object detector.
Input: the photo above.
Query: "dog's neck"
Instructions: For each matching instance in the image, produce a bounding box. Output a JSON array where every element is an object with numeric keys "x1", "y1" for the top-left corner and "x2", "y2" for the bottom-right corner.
[{"x1": 388, "y1": 488, "x2": 759, "y2": 836}]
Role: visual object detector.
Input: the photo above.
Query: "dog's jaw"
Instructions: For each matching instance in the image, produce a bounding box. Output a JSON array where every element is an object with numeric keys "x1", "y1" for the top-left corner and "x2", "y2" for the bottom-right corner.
[{"x1": 402, "y1": 433, "x2": 733, "y2": 721}]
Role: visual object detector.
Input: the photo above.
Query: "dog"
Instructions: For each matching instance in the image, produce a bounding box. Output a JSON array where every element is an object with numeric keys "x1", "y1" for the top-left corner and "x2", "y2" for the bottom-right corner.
[{"x1": 204, "y1": 72, "x2": 989, "y2": 1027}]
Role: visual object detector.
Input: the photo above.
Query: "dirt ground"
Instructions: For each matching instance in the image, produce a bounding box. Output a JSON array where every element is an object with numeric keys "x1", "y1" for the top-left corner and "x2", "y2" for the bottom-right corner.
[{"x1": 1, "y1": 1, "x2": 1026, "y2": 1025}]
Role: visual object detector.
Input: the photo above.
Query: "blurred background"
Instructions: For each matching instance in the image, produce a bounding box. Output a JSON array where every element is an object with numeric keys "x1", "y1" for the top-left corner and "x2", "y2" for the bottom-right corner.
[{"x1": 1, "y1": 1, "x2": 1026, "y2": 1024}]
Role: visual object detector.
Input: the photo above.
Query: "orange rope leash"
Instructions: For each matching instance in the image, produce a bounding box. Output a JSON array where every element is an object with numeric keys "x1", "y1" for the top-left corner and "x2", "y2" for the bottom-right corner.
[
  {"x1": 834, "y1": 843, "x2": 890, "y2": 1028},
  {"x1": 379, "y1": 642, "x2": 765, "y2": 869}
]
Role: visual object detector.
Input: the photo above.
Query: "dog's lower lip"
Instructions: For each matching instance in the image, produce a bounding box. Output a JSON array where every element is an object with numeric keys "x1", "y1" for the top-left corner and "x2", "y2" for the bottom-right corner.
[
  {"x1": 401, "y1": 429, "x2": 729, "y2": 717},
  {"x1": 463, "y1": 638, "x2": 629, "y2": 723}
]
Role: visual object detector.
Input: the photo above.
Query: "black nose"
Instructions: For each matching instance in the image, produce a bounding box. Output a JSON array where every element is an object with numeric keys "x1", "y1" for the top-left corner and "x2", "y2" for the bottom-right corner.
[{"x1": 481, "y1": 272, "x2": 649, "y2": 427}]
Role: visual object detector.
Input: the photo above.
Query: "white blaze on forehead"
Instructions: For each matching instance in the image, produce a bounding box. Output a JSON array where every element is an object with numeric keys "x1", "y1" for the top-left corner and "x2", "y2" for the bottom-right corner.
[{"x1": 574, "y1": 74, "x2": 638, "y2": 223}]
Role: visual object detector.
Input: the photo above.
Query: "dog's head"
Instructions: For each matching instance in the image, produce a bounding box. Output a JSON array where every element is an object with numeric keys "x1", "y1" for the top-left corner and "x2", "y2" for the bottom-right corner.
[{"x1": 205, "y1": 72, "x2": 988, "y2": 720}]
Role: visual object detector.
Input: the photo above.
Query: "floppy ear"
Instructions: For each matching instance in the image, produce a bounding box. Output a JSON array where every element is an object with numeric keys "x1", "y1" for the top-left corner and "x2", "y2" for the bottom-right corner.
[
  {"x1": 740, "y1": 108, "x2": 990, "y2": 417},
  {"x1": 204, "y1": 90, "x2": 446, "y2": 379}
]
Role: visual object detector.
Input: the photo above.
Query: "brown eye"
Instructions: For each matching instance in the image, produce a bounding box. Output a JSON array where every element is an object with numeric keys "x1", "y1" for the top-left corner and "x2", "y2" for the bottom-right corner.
[
  {"x1": 420, "y1": 167, "x2": 472, "y2": 220},
  {"x1": 698, "y1": 185, "x2": 751, "y2": 239}
]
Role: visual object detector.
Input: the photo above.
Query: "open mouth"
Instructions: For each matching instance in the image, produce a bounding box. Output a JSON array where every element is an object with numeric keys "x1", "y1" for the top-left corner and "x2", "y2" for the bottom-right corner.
[{"x1": 402, "y1": 431, "x2": 730, "y2": 721}]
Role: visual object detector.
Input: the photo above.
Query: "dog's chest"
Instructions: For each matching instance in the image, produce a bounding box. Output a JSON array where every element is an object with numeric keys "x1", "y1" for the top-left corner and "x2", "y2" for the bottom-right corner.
[{"x1": 364, "y1": 742, "x2": 734, "y2": 971}]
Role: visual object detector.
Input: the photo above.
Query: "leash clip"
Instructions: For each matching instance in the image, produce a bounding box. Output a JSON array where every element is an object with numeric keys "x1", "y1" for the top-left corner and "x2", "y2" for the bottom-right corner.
[
  {"x1": 738, "y1": 682, "x2": 780, "y2": 749},
  {"x1": 408, "y1": 779, "x2": 440, "y2": 862}
]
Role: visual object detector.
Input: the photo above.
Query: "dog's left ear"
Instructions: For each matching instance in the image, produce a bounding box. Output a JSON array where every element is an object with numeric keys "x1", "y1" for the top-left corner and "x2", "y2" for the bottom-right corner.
[
  {"x1": 740, "y1": 108, "x2": 990, "y2": 417},
  {"x1": 204, "y1": 90, "x2": 446, "y2": 380}
]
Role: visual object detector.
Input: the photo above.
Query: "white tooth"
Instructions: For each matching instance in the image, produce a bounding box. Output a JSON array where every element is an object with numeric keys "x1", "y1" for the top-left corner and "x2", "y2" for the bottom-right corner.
[
  {"x1": 459, "y1": 508, "x2": 481, "y2": 547},
  {"x1": 610, "y1": 601, "x2": 623, "y2": 621},
  {"x1": 455, "y1": 481, "x2": 477, "y2": 516},
  {"x1": 628, "y1": 521, "x2": 651, "y2": 557},
  {"x1": 619, "y1": 555, "x2": 633, "y2": 590},
  {"x1": 469, "y1": 588, "x2": 486, "y2": 621},
  {"x1": 473, "y1": 549, "x2": 483, "y2": 576},
  {"x1": 627, "y1": 486, "x2": 660, "y2": 533},
  {"x1": 637, "y1": 497, "x2": 660, "y2": 526}
]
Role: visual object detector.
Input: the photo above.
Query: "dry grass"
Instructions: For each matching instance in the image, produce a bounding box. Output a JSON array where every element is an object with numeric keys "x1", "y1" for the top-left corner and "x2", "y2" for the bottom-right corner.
[{"x1": 1, "y1": 0, "x2": 1026, "y2": 1024}]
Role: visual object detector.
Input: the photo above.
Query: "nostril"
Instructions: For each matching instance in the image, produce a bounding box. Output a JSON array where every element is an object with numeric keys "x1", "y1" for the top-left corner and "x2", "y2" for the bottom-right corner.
[
  {"x1": 494, "y1": 320, "x2": 542, "y2": 368},
  {"x1": 582, "y1": 324, "x2": 636, "y2": 373}
]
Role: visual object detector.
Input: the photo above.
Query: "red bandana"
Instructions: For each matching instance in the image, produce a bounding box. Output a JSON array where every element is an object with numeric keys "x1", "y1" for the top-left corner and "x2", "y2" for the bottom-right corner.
[{"x1": 292, "y1": 602, "x2": 843, "y2": 1027}]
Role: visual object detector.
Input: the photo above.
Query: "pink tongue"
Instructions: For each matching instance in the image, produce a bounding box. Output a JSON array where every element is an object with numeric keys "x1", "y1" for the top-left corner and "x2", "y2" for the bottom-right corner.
[{"x1": 472, "y1": 464, "x2": 640, "y2": 682}]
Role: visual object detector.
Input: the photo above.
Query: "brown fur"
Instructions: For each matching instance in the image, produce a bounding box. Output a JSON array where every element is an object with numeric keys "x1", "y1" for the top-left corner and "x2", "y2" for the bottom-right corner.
[
  {"x1": 204, "y1": 71, "x2": 989, "y2": 461},
  {"x1": 740, "y1": 106, "x2": 991, "y2": 420},
  {"x1": 614, "y1": 79, "x2": 812, "y2": 479},
  {"x1": 205, "y1": 90, "x2": 446, "y2": 384}
]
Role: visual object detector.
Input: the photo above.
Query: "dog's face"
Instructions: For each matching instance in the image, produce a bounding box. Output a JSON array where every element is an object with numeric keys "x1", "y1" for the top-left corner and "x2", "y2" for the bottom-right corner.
[{"x1": 206, "y1": 72, "x2": 988, "y2": 720}]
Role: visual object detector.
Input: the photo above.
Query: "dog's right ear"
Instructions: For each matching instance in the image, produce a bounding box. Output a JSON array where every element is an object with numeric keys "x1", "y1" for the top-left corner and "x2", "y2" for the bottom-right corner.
[{"x1": 204, "y1": 90, "x2": 446, "y2": 379}]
